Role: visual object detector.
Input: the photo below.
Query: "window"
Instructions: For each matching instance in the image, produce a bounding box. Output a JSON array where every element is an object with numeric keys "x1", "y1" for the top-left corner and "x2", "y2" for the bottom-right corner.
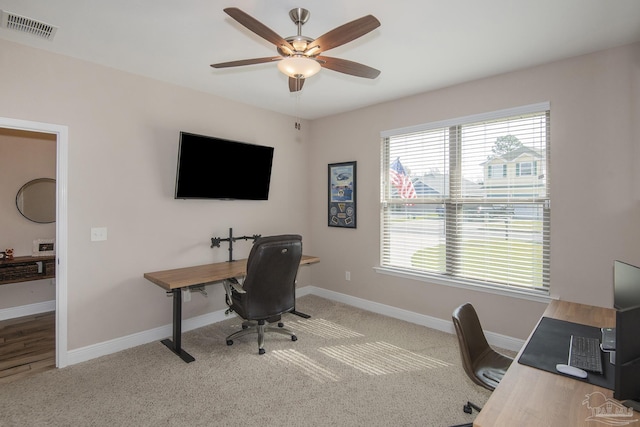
[
  {"x1": 380, "y1": 103, "x2": 550, "y2": 294},
  {"x1": 488, "y1": 164, "x2": 507, "y2": 179},
  {"x1": 516, "y1": 161, "x2": 536, "y2": 177}
]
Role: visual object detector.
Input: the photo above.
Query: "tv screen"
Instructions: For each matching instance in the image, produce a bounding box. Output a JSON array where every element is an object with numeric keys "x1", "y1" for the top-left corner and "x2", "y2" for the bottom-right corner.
[{"x1": 175, "y1": 132, "x2": 274, "y2": 200}]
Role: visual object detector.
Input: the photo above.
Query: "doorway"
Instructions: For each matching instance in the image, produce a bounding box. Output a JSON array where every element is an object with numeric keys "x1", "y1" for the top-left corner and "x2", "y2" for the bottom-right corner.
[{"x1": 0, "y1": 117, "x2": 68, "y2": 368}]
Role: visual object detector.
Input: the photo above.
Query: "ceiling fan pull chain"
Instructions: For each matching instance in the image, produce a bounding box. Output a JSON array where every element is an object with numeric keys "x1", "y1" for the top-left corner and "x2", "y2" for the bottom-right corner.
[{"x1": 295, "y1": 91, "x2": 302, "y2": 130}]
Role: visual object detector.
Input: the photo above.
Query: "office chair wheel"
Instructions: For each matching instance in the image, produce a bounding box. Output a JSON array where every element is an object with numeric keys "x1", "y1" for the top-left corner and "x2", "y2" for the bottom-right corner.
[
  {"x1": 226, "y1": 339, "x2": 233, "y2": 346},
  {"x1": 259, "y1": 348, "x2": 265, "y2": 355},
  {"x1": 291, "y1": 335, "x2": 297, "y2": 342},
  {"x1": 463, "y1": 401, "x2": 481, "y2": 414}
]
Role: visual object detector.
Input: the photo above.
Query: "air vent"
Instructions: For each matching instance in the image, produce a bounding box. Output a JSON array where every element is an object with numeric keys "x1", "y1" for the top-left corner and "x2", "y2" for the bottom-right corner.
[{"x1": 1, "y1": 10, "x2": 58, "y2": 41}]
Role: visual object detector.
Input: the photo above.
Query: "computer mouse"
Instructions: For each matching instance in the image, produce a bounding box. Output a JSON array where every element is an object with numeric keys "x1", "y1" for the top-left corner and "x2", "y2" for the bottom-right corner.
[{"x1": 555, "y1": 363, "x2": 588, "y2": 378}]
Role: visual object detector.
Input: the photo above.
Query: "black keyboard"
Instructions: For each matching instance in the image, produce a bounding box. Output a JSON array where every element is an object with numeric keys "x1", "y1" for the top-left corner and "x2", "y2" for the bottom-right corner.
[{"x1": 569, "y1": 335, "x2": 603, "y2": 374}]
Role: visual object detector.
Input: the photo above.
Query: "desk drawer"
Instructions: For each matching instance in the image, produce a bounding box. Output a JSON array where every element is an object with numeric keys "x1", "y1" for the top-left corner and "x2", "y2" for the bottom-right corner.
[{"x1": 0, "y1": 263, "x2": 39, "y2": 282}]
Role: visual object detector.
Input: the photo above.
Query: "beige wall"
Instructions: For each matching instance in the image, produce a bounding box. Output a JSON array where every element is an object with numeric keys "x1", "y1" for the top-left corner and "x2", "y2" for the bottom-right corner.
[
  {"x1": 0, "y1": 39, "x2": 312, "y2": 349},
  {"x1": 1, "y1": 36, "x2": 638, "y2": 351},
  {"x1": 308, "y1": 42, "x2": 640, "y2": 340},
  {"x1": 0, "y1": 129, "x2": 56, "y2": 307}
]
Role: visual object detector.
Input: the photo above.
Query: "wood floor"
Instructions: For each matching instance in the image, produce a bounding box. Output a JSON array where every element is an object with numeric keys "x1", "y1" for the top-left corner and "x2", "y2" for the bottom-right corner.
[{"x1": 0, "y1": 311, "x2": 55, "y2": 383}]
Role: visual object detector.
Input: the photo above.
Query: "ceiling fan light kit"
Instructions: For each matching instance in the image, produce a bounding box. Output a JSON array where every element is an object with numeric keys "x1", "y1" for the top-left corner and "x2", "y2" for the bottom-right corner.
[
  {"x1": 211, "y1": 7, "x2": 380, "y2": 92},
  {"x1": 277, "y1": 56, "x2": 321, "y2": 78}
]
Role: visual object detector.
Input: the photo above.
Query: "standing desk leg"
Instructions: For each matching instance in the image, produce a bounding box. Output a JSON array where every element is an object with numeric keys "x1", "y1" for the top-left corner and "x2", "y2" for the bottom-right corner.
[
  {"x1": 290, "y1": 309, "x2": 310, "y2": 319},
  {"x1": 161, "y1": 289, "x2": 195, "y2": 363}
]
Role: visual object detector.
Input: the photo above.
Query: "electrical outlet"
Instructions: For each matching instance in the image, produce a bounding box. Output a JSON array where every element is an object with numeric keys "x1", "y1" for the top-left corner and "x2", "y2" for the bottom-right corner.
[
  {"x1": 90, "y1": 227, "x2": 108, "y2": 241},
  {"x1": 182, "y1": 288, "x2": 191, "y2": 302},
  {"x1": 345, "y1": 271, "x2": 351, "y2": 281}
]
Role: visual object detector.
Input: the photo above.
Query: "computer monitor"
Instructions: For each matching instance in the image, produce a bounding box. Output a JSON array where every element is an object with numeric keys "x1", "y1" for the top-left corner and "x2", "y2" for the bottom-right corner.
[
  {"x1": 614, "y1": 305, "x2": 640, "y2": 405},
  {"x1": 614, "y1": 260, "x2": 640, "y2": 310}
]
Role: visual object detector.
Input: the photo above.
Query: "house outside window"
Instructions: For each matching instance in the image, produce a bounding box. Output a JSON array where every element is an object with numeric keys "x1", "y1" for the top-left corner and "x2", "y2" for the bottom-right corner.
[{"x1": 380, "y1": 103, "x2": 550, "y2": 295}]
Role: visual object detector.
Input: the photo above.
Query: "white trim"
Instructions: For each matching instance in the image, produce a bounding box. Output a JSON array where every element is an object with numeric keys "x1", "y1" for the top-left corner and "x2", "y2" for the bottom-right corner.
[
  {"x1": 63, "y1": 286, "x2": 524, "y2": 365},
  {"x1": 374, "y1": 266, "x2": 553, "y2": 304},
  {"x1": 303, "y1": 286, "x2": 525, "y2": 352},
  {"x1": 307, "y1": 286, "x2": 453, "y2": 331},
  {"x1": 380, "y1": 101, "x2": 551, "y2": 138},
  {"x1": 0, "y1": 117, "x2": 69, "y2": 368},
  {"x1": 68, "y1": 306, "x2": 233, "y2": 365},
  {"x1": 0, "y1": 299, "x2": 56, "y2": 321}
]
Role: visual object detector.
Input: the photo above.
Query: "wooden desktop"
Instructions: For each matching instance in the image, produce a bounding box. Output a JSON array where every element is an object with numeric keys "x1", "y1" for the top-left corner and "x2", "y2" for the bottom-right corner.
[
  {"x1": 144, "y1": 255, "x2": 320, "y2": 290},
  {"x1": 144, "y1": 255, "x2": 319, "y2": 362},
  {"x1": 474, "y1": 300, "x2": 640, "y2": 426}
]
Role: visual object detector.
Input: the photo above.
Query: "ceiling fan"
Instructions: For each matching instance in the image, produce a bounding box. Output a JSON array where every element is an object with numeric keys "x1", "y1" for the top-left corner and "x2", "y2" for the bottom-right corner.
[{"x1": 210, "y1": 7, "x2": 381, "y2": 92}]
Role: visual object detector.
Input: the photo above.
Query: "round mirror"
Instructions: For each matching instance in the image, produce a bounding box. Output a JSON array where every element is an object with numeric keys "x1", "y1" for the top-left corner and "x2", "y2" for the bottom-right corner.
[{"x1": 16, "y1": 178, "x2": 56, "y2": 224}]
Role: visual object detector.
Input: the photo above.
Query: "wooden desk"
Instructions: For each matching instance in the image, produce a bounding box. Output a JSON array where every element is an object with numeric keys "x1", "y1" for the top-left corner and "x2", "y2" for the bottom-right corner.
[
  {"x1": 143, "y1": 255, "x2": 320, "y2": 362},
  {"x1": 474, "y1": 300, "x2": 640, "y2": 426}
]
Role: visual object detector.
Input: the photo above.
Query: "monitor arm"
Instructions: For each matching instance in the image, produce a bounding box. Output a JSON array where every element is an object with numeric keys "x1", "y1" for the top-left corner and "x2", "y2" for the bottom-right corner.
[{"x1": 211, "y1": 227, "x2": 261, "y2": 262}]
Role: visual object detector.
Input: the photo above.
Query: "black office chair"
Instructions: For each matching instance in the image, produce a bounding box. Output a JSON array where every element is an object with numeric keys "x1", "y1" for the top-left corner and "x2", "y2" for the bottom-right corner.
[
  {"x1": 450, "y1": 303, "x2": 513, "y2": 426},
  {"x1": 223, "y1": 234, "x2": 302, "y2": 355}
]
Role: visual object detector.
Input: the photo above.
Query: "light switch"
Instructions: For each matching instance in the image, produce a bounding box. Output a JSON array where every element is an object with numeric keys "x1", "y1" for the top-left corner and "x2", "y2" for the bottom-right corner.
[{"x1": 91, "y1": 227, "x2": 108, "y2": 241}]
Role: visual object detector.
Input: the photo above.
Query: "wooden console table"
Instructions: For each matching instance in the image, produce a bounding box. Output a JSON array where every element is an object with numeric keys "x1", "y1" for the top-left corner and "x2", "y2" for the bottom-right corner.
[
  {"x1": 0, "y1": 255, "x2": 56, "y2": 285},
  {"x1": 144, "y1": 255, "x2": 320, "y2": 362}
]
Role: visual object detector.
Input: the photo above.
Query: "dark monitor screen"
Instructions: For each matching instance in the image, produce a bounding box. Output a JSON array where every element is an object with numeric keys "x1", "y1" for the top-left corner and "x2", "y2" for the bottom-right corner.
[
  {"x1": 614, "y1": 260, "x2": 640, "y2": 310},
  {"x1": 614, "y1": 305, "x2": 640, "y2": 402}
]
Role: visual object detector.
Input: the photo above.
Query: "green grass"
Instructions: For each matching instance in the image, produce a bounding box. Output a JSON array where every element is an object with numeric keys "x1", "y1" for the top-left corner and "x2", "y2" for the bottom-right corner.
[{"x1": 411, "y1": 238, "x2": 545, "y2": 287}]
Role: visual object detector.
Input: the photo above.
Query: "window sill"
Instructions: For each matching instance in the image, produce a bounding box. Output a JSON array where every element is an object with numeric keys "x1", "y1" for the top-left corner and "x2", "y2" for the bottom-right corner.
[{"x1": 374, "y1": 266, "x2": 553, "y2": 304}]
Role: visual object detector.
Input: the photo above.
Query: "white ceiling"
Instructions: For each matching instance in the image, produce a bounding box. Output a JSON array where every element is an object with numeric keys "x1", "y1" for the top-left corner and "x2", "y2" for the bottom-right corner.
[{"x1": 1, "y1": 1, "x2": 640, "y2": 120}]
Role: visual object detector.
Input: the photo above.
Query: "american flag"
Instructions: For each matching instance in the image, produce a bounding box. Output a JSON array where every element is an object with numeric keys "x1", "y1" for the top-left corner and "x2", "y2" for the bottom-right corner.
[{"x1": 390, "y1": 157, "x2": 417, "y2": 199}]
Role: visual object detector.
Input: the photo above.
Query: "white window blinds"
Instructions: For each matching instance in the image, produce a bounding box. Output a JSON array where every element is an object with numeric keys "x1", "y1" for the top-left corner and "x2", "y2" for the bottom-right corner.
[{"x1": 381, "y1": 103, "x2": 550, "y2": 293}]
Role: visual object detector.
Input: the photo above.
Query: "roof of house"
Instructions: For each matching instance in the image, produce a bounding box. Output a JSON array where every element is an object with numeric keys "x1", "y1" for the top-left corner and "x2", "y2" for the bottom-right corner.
[{"x1": 482, "y1": 146, "x2": 544, "y2": 165}]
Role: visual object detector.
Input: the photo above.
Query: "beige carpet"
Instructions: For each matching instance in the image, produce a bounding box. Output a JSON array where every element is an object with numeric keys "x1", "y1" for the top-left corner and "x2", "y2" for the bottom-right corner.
[{"x1": 0, "y1": 295, "x2": 495, "y2": 426}]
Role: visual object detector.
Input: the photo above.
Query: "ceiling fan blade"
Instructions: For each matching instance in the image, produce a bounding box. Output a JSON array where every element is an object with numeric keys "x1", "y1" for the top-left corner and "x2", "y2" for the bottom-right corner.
[
  {"x1": 288, "y1": 77, "x2": 305, "y2": 92},
  {"x1": 317, "y1": 56, "x2": 380, "y2": 79},
  {"x1": 305, "y1": 15, "x2": 380, "y2": 55},
  {"x1": 224, "y1": 8, "x2": 294, "y2": 52},
  {"x1": 211, "y1": 57, "x2": 281, "y2": 68}
]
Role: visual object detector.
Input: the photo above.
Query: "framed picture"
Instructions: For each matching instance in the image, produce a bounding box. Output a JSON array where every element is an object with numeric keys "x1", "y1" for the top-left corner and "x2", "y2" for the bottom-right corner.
[
  {"x1": 328, "y1": 161, "x2": 356, "y2": 228},
  {"x1": 33, "y1": 238, "x2": 55, "y2": 256}
]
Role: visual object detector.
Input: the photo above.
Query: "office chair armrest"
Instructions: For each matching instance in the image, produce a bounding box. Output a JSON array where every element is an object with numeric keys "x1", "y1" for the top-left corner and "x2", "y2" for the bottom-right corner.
[
  {"x1": 223, "y1": 278, "x2": 246, "y2": 294},
  {"x1": 223, "y1": 278, "x2": 246, "y2": 313}
]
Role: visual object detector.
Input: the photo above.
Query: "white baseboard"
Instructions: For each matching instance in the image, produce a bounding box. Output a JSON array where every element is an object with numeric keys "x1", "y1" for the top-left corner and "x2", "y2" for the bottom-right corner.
[
  {"x1": 0, "y1": 300, "x2": 56, "y2": 321},
  {"x1": 67, "y1": 307, "x2": 234, "y2": 366},
  {"x1": 61, "y1": 286, "x2": 522, "y2": 366},
  {"x1": 300, "y1": 286, "x2": 524, "y2": 353}
]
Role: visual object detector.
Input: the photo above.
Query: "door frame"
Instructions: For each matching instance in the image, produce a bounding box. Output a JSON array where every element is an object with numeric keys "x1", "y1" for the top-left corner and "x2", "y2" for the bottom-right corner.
[{"x1": 0, "y1": 116, "x2": 68, "y2": 368}]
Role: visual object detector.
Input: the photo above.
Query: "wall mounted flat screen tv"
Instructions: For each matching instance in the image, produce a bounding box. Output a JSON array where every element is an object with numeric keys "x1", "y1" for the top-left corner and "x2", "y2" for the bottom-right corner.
[{"x1": 175, "y1": 132, "x2": 274, "y2": 200}]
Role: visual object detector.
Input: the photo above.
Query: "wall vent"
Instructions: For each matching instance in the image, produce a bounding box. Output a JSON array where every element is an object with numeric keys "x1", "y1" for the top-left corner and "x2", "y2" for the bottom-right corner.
[{"x1": 1, "y1": 10, "x2": 58, "y2": 41}]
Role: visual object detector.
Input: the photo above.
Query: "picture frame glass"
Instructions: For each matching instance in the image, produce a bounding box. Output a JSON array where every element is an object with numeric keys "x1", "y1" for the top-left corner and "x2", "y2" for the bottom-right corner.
[
  {"x1": 328, "y1": 161, "x2": 356, "y2": 228},
  {"x1": 33, "y1": 238, "x2": 55, "y2": 256}
]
